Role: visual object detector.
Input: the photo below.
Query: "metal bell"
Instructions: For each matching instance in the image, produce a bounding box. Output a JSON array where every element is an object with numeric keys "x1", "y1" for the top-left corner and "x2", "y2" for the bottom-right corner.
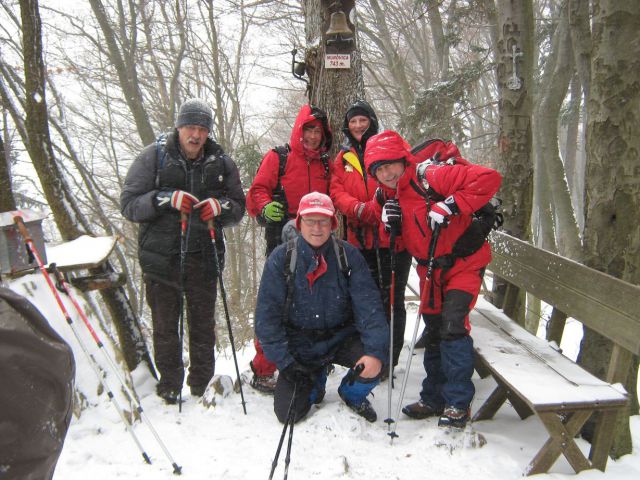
[{"x1": 326, "y1": 10, "x2": 352, "y2": 37}]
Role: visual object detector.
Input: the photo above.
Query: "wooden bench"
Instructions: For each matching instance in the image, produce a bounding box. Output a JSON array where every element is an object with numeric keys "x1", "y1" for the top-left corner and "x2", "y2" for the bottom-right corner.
[{"x1": 468, "y1": 231, "x2": 640, "y2": 475}]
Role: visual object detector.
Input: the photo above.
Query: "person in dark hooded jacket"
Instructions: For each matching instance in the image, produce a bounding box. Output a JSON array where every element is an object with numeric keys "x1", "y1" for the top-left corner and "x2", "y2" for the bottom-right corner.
[
  {"x1": 246, "y1": 104, "x2": 333, "y2": 393},
  {"x1": 330, "y1": 100, "x2": 411, "y2": 370},
  {"x1": 255, "y1": 192, "x2": 388, "y2": 424},
  {"x1": 120, "y1": 98, "x2": 245, "y2": 404}
]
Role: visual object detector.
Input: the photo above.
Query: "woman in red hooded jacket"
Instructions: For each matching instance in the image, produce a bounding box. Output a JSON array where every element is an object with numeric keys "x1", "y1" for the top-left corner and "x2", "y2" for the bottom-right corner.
[
  {"x1": 246, "y1": 104, "x2": 333, "y2": 393},
  {"x1": 330, "y1": 100, "x2": 411, "y2": 370},
  {"x1": 364, "y1": 130, "x2": 502, "y2": 429}
]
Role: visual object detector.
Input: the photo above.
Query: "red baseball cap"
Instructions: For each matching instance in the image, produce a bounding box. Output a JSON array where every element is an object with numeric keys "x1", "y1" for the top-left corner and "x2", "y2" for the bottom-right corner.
[{"x1": 296, "y1": 192, "x2": 338, "y2": 230}]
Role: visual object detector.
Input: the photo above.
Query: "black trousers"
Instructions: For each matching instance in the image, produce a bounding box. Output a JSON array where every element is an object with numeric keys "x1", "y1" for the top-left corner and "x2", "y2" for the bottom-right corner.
[
  {"x1": 145, "y1": 252, "x2": 218, "y2": 391},
  {"x1": 361, "y1": 248, "x2": 412, "y2": 366}
]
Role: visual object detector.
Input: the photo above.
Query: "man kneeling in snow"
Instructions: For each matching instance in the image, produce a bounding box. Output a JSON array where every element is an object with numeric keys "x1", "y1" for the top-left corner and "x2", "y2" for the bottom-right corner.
[{"x1": 255, "y1": 192, "x2": 389, "y2": 423}]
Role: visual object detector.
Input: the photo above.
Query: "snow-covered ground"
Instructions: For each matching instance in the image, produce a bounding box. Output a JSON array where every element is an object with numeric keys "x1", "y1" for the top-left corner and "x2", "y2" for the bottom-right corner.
[{"x1": 5, "y1": 236, "x2": 640, "y2": 480}]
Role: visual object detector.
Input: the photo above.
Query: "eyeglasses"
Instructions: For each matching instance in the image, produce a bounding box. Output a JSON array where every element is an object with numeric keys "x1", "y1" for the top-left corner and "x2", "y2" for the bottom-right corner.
[{"x1": 301, "y1": 217, "x2": 331, "y2": 227}]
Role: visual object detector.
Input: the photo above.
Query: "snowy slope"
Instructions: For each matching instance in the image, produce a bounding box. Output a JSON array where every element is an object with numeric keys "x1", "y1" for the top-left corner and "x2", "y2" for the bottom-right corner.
[{"x1": 4, "y1": 239, "x2": 639, "y2": 480}]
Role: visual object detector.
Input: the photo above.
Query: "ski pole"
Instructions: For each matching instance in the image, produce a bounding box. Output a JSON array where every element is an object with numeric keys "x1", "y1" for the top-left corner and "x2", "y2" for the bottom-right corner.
[
  {"x1": 47, "y1": 264, "x2": 183, "y2": 474},
  {"x1": 269, "y1": 381, "x2": 298, "y2": 480},
  {"x1": 384, "y1": 231, "x2": 397, "y2": 433},
  {"x1": 13, "y1": 216, "x2": 183, "y2": 474},
  {"x1": 282, "y1": 393, "x2": 296, "y2": 480},
  {"x1": 389, "y1": 224, "x2": 441, "y2": 442},
  {"x1": 178, "y1": 212, "x2": 188, "y2": 412},
  {"x1": 207, "y1": 220, "x2": 247, "y2": 414}
]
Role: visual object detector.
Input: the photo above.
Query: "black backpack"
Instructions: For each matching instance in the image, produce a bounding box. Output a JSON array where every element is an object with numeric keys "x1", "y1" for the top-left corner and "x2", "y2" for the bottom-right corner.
[{"x1": 0, "y1": 287, "x2": 74, "y2": 480}]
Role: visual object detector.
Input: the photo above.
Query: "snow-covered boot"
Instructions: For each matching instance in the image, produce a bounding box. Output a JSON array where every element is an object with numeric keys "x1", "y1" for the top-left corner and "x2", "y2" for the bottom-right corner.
[
  {"x1": 438, "y1": 405, "x2": 470, "y2": 429},
  {"x1": 402, "y1": 400, "x2": 444, "y2": 419},
  {"x1": 250, "y1": 360, "x2": 277, "y2": 394}
]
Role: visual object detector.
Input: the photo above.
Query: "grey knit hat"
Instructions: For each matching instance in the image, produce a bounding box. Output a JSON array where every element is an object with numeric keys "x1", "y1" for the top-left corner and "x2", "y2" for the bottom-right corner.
[{"x1": 176, "y1": 98, "x2": 213, "y2": 130}]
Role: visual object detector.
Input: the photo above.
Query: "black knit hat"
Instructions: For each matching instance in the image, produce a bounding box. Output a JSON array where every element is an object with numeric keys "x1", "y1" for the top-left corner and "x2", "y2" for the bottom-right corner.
[
  {"x1": 346, "y1": 106, "x2": 370, "y2": 121},
  {"x1": 176, "y1": 98, "x2": 213, "y2": 131}
]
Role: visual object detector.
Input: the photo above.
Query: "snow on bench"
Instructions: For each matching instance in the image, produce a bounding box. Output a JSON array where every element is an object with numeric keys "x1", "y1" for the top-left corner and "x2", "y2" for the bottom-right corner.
[
  {"x1": 470, "y1": 301, "x2": 627, "y2": 475},
  {"x1": 473, "y1": 230, "x2": 639, "y2": 475}
]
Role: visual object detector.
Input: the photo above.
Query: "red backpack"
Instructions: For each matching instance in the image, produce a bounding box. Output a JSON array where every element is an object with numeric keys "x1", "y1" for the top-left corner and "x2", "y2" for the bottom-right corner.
[{"x1": 410, "y1": 138, "x2": 503, "y2": 261}]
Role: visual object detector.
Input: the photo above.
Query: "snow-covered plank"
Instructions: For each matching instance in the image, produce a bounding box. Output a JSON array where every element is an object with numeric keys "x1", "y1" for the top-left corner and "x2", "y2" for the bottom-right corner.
[
  {"x1": 470, "y1": 304, "x2": 627, "y2": 411},
  {"x1": 46, "y1": 235, "x2": 117, "y2": 271},
  {"x1": 488, "y1": 230, "x2": 640, "y2": 356}
]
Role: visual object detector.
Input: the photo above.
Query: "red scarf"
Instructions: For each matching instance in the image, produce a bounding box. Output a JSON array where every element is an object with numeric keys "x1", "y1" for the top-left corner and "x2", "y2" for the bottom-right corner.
[{"x1": 306, "y1": 253, "x2": 327, "y2": 290}]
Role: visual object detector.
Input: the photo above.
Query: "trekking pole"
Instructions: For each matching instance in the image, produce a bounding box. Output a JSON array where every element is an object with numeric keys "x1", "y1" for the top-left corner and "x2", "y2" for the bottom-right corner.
[
  {"x1": 12, "y1": 216, "x2": 182, "y2": 474},
  {"x1": 178, "y1": 213, "x2": 188, "y2": 412},
  {"x1": 384, "y1": 232, "x2": 397, "y2": 433},
  {"x1": 207, "y1": 220, "x2": 247, "y2": 414},
  {"x1": 47, "y1": 264, "x2": 183, "y2": 474},
  {"x1": 389, "y1": 224, "x2": 441, "y2": 442},
  {"x1": 282, "y1": 393, "x2": 297, "y2": 480},
  {"x1": 269, "y1": 381, "x2": 298, "y2": 480}
]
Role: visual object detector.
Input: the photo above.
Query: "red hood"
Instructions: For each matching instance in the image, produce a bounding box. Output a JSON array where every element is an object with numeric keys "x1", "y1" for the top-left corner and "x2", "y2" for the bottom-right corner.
[
  {"x1": 289, "y1": 104, "x2": 333, "y2": 157},
  {"x1": 364, "y1": 130, "x2": 415, "y2": 174}
]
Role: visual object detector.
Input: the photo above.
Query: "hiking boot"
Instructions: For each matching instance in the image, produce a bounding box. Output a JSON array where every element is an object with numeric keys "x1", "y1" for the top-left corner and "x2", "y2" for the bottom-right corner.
[
  {"x1": 338, "y1": 390, "x2": 377, "y2": 423},
  {"x1": 438, "y1": 405, "x2": 470, "y2": 429},
  {"x1": 157, "y1": 385, "x2": 180, "y2": 405},
  {"x1": 190, "y1": 384, "x2": 206, "y2": 397},
  {"x1": 402, "y1": 400, "x2": 444, "y2": 419},
  {"x1": 251, "y1": 373, "x2": 277, "y2": 394}
]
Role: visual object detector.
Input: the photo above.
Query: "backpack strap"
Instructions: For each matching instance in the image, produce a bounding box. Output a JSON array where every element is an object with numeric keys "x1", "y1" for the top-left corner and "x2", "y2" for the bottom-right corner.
[
  {"x1": 331, "y1": 236, "x2": 351, "y2": 279},
  {"x1": 282, "y1": 238, "x2": 297, "y2": 325},
  {"x1": 272, "y1": 145, "x2": 290, "y2": 192},
  {"x1": 154, "y1": 133, "x2": 168, "y2": 189},
  {"x1": 320, "y1": 152, "x2": 331, "y2": 184}
]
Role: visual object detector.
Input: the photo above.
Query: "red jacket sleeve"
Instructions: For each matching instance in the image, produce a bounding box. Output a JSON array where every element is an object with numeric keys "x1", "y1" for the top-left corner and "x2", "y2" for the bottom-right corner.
[
  {"x1": 246, "y1": 150, "x2": 280, "y2": 218},
  {"x1": 330, "y1": 152, "x2": 360, "y2": 219},
  {"x1": 425, "y1": 163, "x2": 502, "y2": 215}
]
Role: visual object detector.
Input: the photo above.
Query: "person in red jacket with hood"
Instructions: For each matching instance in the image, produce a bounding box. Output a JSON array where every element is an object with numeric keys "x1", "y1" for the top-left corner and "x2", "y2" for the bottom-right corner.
[
  {"x1": 364, "y1": 130, "x2": 502, "y2": 429},
  {"x1": 330, "y1": 100, "x2": 411, "y2": 370},
  {"x1": 246, "y1": 104, "x2": 333, "y2": 393}
]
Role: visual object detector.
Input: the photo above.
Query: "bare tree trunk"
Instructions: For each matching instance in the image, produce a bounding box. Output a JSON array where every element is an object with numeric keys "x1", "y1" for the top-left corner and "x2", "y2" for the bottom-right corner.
[
  {"x1": 495, "y1": 0, "x2": 534, "y2": 240},
  {"x1": 534, "y1": 4, "x2": 582, "y2": 259},
  {"x1": 19, "y1": 0, "x2": 89, "y2": 239},
  {"x1": 561, "y1": 75, "x2": 584, "y2": 233},
  {"x1": 492, "y1": 0, "x2": 534, "y2": 319},
  {"x1": 569, "y1": 0, "x2": 591, "y2": 102},
  {"x1": 18, "y1": 0, "x2": 153, "y2": 375},
  {"x1": 0, "y1": 132, "x2": 17, "y2": 211},
  {"x1": 88, "y1": 0, "x2": 155, "y2": 146},
  {"x1": 304, "y1": 0, "x2": 364, "y2": 155},
  {"x1": 580, "y1": 0, "x2": 640, "y2": 458}
]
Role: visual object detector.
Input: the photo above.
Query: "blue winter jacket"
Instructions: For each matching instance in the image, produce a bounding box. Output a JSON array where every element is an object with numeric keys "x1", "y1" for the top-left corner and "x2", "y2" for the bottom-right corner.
[{"x1": 255, "y1": 235, "x2": 389, "y2": 370}]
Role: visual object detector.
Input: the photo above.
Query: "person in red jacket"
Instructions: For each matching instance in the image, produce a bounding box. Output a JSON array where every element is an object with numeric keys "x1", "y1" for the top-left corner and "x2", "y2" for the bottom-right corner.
[
  {"x1": 364, "y1": 130, "x2": 502, "y2": 429},
  {"x1": 246, "y1": 104, "x2": 333, "y2": 393},
  {"x1": 330, "y1": 100, "x2": 411, "y2": 370}
]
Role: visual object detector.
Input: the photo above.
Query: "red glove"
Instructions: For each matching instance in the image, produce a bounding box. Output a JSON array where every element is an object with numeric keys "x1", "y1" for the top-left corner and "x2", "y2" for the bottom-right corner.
[
  {"x1": 428, "y1": 195, "x2": 458, "y2": 229},
  {"x1": 166, "y1": 190, "x2": 199, "y2": 214},
  {"x1": 195, "y1": 197, "x2": 222, "y2": 222}
]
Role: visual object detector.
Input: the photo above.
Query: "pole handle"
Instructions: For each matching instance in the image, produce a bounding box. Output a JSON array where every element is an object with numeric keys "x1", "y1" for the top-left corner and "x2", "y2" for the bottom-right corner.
[
  {"x1": 180, "y1": 212, "x2": 188, "y2": 234},
  {"x1": 13, "y1": 215, "x2": 32, "y2": 243},
  {"x1": 207, "y1": 219, "x2": 216, "y2": 240}
]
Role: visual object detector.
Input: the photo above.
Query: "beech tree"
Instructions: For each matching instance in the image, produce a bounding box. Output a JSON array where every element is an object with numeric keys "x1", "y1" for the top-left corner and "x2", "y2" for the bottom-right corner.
[{"x1": 580, "y1": 0, "x2": 640, "y2": 458}]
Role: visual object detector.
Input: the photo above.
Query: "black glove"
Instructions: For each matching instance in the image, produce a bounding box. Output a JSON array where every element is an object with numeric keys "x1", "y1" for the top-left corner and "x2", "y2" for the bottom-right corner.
[
  {"x1": 381, "y1": 199, "x2": 402, "y2": 236},
  {"x1": 281, "y1": 361, "x2": 315, "y2": 386}
]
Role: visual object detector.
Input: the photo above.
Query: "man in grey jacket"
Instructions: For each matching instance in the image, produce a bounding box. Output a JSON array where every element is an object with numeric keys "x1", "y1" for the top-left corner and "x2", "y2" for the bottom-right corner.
[{"x1": 121, "y1": 99, "x2": 245, "y2": 404}]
